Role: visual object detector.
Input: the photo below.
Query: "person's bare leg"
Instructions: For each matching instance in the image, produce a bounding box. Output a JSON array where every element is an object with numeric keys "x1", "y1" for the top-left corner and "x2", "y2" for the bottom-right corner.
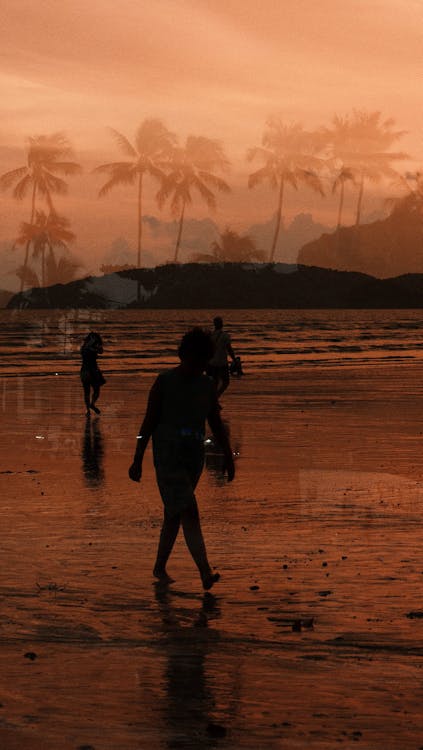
[
  {"x1": 181, "y1": 502, "x2": 220, "y2": 590},
  {"x1": 83, "y1": 383, "x2": 91, "y2": 416},
  {"x1": 153, "y1": 512, "x2": 181, "y2": 582},
  {"x1": 217, "y1": 368, "x2": 230, "y2": 397},
  {"x1": 90, "y1": 385, "x2": 101, "y2": 414}
]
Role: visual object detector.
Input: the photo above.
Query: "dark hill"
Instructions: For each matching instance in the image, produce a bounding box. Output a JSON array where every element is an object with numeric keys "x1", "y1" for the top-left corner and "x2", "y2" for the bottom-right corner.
[
  {"x1": 298, "y1": 206, "x2": 423, "y2": 278},
  {"x1": 6, "y1": 262, "x2": 423, "y2": 309}
]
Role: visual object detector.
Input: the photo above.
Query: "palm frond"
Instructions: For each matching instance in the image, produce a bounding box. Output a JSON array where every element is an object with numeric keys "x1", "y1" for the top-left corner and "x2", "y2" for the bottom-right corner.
[
  {"x1": 109, "y1": 128, "x2": 138, "y2": 158},
  {"x1": 93, "y1": 161, "x2": 135, "y2": 175},
  {"x1": 192, "y1": 177, "x2": 216, "y2": 210},
  {"x1": 248, "y1": 166, "x2": 277, "y2": 189},
  {"x1": 97, "y1": 171, "x2": 135, "y2": 197},
  {"x1": 298, "y1": 169, "x2": 325, "y2": 196},
  {"x1": 0, "y1": 166, "x2": 28, "y2": 191},
  {"x1": 13, "y1": 174, "x2": 32, "y2": 201},
  {"x1": 45, "y1": 161, "x2": 82, "y2": 176},
  {"x1": 42, "y1": 173, "x2": 68, "y2": 196},
  {"x1": 198, "y1": 171, "x2": 231, "y2": 193}
]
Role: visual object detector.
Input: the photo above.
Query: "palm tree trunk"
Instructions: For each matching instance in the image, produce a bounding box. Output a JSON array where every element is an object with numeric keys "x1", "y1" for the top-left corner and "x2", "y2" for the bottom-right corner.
[
  {"x1": 137, "y1": 172, "x2": 143, "y2": 268},
  {"x1": 269, "y1": 178, "x2": 284, "y2": 263},
  {"x1": 174, "y1": 202, "x2": 186, "y2": 263},
  {"x1": 337, "y1": 181, "x2": 345, "y2": 229},
  {"x1": 21, "y1": 182, "x2": 37, "y2": 293},
  {"x1": 136, "y1": 172, "x2": 143, "y2": 302},
  {"x1": 41, "y1": 245, "x2": 46, "y2": 288},
  {"x1": 355, "y1": 174, "x2": 365, "y2": 226}
]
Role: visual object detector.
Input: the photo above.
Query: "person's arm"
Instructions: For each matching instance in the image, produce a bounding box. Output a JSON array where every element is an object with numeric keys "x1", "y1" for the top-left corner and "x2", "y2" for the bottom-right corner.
[
  {"x1": 128, "y1": 377, "x2": 162, "y2": 482},
  {"x1": 207, "y1": 391, "x2": 235, "y2": 481},
  {"x1": 225, "y1": 334, "x2": 236, "y2": 362}
]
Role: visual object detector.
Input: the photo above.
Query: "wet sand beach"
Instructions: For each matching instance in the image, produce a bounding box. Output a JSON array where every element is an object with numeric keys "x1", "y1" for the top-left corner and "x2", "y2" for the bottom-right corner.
[{"x1": 1, "y1": 311, "x2": 423, "y2": 748}]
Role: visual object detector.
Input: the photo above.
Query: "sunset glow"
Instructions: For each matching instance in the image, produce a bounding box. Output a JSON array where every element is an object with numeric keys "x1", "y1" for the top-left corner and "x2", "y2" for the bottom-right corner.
[{"x1": 1, "y1": 0, "x2": 422, "y2": 284}]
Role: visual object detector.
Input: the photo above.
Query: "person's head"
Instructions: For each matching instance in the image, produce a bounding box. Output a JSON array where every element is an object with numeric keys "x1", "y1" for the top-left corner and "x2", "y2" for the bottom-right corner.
[
  {"x1": 213, "y1": 316, "x2": 223, "y2": 330},
  {"x1": 178, "y1": 328, "x2": 214, "y2": 373},
  {"x1": 84, "y1": 331, "x2": 102, "y2": 346}
]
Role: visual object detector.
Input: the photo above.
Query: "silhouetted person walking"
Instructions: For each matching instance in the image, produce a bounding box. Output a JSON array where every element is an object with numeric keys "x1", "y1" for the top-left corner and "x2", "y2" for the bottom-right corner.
[
  {"x1": 207, "y1": 316, "x2": 236, "y2": 397},
  {"x1": 129, "y1": 328, "x2": 235, "y2": 590},
  {"x1": 80, "y1": 332, "x2": 106, "y2": 417}
]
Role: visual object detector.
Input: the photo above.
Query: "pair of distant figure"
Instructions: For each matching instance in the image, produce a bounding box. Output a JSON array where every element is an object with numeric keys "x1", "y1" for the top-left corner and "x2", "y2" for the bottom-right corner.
[
  {"x1": 79, "y1": 319, "x2": 237, "y2": 591},
  {"x1": 80, "y1": 316, "x2": 238, "y2": 416},
  {"x1": 207, "y1": 316, "x2": 238, "y2": 397}
]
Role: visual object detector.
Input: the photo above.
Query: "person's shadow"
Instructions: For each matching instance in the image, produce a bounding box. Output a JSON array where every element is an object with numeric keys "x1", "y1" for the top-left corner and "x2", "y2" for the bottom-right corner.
[
  {"x1": 81, "y1": 416, "x2": 104, "y2": 488},
  {"x1": 154, "y1": 584, "x2": 228, "y2": 748}
]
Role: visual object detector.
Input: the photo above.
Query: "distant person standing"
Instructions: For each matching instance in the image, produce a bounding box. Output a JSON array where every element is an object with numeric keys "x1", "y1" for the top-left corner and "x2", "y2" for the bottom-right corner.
[
  {"x1": 208, "y1": 316, "x2": 236, "y2": 397},
  {"x1": 80, "y1": 332, "x2": 106, "y2": 417}
]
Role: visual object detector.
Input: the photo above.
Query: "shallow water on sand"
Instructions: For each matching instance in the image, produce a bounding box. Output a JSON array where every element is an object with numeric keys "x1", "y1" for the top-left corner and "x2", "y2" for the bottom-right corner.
[
  {"x1": 2, "y1": 308, "x2": 423, "y2": 377},
  {"x1": 1, "y1": 312, "x2": 423, "y2": 748}
]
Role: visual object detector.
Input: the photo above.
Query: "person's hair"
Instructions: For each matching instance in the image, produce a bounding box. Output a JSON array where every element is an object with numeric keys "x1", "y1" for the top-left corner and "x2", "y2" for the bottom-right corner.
[
  {"x1": 178, "y1": 327, "x2": 214, "y2": 362},
  {"x1": 83, "y1": 331, "x2": 103, "y2": 346},
  {"x1": 213, "y1": 316, "x2": 223, "y2": 329}
]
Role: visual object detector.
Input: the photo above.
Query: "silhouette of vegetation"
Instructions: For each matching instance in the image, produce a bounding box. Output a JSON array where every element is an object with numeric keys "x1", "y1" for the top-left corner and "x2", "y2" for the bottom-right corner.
[
  {"x1": 94, "y1": 119, "x2": 177, "y2": 269},
  {"x1": 191, "y1": 228, "x2": 265, "y2": 262},
  {"x1": 157, "y1": 136, "x2": 231, "y2": 262},
  {"x1": 0, "y1": 111, "x2": 419, "y2": 294},
  {"x1": 387, "y1": 171, "x2": 423, "y2": 218},
  {"x1": 100, "y1": 263, "x2": 136, "y2": 274},
  {"x1": 331, "y1": 167, "x2": 356, "y2": 229},
  {"x1": 324, "y1": 111, "x2": 408, "y2": 227},
  {"x1": 247, "y1": 119, "x2": 325, "y2": 262},
  {"x1": 15, "y1": 211, "x2": 79, "y2": 287},
  {"x1": 0, "y1": 133, "x2": 81, "y2": 291}
]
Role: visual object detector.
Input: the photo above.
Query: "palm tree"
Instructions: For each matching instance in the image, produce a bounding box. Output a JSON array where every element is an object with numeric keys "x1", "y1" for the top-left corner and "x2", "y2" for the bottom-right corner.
[
  {"x1": 325, "y1": 111, "x2": 408, "y2": 226},
  {"x1": 45, "y1": 252, "x2": 82, "y2": 286},
  {"x1": 191, "y1": 228, "x2": 265, "y2": 262},
  {"x1": 247, "y1": 118, "x2": 325, "y2": 262},
  {"x1": 157, "y1": 136, "x2": 231, "y2": 263},
  {"x1": 94, "y1": 119, "x2": 177, "y2": 269},
  {"x1": 0, "y1": 133, "x2": 81, "y2": 291},
  {"x1": 387, "y1": 171, "x2": 423, "y2": 218},
  {"x1": 331, "y1": 167, "x2": 356, "y2": 229},
  {"x1": 15, "y1": 211, "x2": 75, "y2": 287},
  {"x1": 15, "y1": 253, "x2": 81, "y2": 289}
]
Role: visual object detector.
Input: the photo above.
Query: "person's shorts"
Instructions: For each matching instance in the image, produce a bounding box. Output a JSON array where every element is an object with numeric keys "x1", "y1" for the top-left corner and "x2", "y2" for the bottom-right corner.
[
  {"x1": 207, "y1": 364, "x2": 229, "y2": 386},
  {"x1": 80, "y1": 367, "x2": 106, "y2": 387},
  {"x1": 153, "y1": 437, "x2": 204, "y2": 517}
]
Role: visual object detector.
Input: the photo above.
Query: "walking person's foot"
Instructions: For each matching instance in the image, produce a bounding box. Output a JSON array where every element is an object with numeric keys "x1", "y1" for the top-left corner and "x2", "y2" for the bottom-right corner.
[
  {"x1": 85, "y1": 410, "x2": 91, "y2": 418},
  {"x1": 153, "y1": 567, "x2": 175, "y2": 583},
  {"x1": 201, "y1": 571, "x2": 220, "y2": 590},
  {"x1": 90, "y1": 404, "x2": 101, "y2": 414}
]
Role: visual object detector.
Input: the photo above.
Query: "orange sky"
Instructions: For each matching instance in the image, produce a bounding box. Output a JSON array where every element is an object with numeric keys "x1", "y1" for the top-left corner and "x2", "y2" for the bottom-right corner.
[{"x1": 1, "y1": 0, "x2": 422, "y2": 276}]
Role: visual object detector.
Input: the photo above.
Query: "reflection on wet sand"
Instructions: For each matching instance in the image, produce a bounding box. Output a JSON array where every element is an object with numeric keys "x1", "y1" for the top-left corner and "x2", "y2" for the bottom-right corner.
[
  {"x1": 154, "y1": 584, "x2": 227, "y2": 748},
  {"x1": 81, "y1": 416, "x2": 104, "y2": 488},
  {"x1": 205, "y1": 418, "x2": 241, "y2": 486}
]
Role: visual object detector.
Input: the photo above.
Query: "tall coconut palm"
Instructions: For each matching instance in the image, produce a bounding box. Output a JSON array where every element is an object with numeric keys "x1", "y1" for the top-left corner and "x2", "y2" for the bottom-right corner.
[
  {"x1": 191, "y1": 228, "x2": 265, "y2": 263},
  {"x1": 94, "y1": 119, "x2": 177, "y2": 269},
  {"x1": 247, "y1": 119, "x2": 325, "y2": 262},
  {"x1": 325, "y1": 111, "x2": 408, "y2": 226},
  {"x1": 0, "y1": 133, "x2": 81, "y2": 291},
  {"x1": 331, "y1": 167, "x2": 356, "y2": 229},
  {"x1": 157, "y1": 136, "x2": 231, "y2": 263},
  {"x1": 15, "y1": 211, "x2": 75, "y2": 287}
]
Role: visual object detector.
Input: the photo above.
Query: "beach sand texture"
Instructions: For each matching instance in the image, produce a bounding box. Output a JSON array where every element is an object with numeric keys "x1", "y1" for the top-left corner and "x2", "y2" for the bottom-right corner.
[{"x1": 1, "y1": 310, "x2": 423, "y2": 749}]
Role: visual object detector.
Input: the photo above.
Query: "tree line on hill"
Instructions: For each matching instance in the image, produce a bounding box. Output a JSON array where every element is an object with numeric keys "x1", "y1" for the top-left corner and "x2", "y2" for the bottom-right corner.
[{"x1": 1, "y1": 111, "x2": 421, "y2": 295}]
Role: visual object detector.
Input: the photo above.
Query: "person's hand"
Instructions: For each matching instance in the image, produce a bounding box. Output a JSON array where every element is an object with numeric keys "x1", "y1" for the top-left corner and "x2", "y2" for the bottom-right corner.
[
  {"x1": 128, "y1": 461, "x2": 142, "y2": 482},
  {"x1": 223, "y1": 452, "x2": 235, "y2": 482}
]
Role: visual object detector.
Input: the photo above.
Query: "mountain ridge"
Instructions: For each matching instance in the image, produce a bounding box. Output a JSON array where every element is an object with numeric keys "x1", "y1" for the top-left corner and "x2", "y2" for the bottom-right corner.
[{"x1": 6, "y1": 262, "x2": 423, "y2": 309}]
